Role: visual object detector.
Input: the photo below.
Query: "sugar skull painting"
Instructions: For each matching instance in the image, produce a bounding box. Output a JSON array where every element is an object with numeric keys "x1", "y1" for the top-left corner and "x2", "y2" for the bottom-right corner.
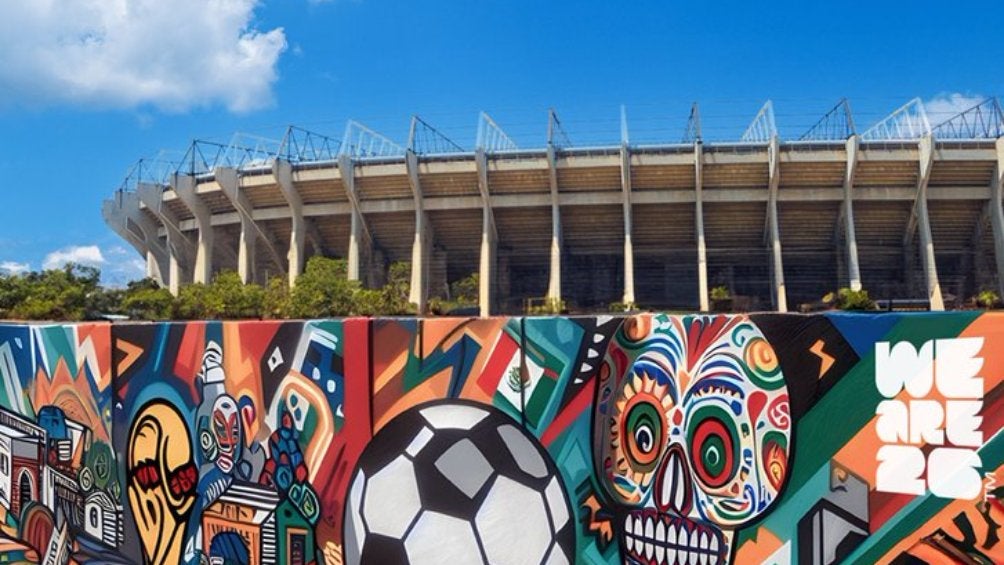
[{"x1": 592, "y1": 314, "x2": 791, "y2": 565}]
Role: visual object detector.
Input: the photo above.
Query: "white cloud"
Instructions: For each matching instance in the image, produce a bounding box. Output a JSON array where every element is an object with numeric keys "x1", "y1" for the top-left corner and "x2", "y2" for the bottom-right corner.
[
  {"x1": 102, "y1": 246, "x2": 147, "y2": 287},
  {"x1": 43, "y1": 245, "x2": 105, "y2": 270},
  {"x1": 0, "y1": 0, "x2": 287, "y2": 112},
  {"x1": 924, "y1": 93, "x2": 986, "y2": 128},
  {"x1": 0, "y1": 261, "x2": 30, "y2": 275}
]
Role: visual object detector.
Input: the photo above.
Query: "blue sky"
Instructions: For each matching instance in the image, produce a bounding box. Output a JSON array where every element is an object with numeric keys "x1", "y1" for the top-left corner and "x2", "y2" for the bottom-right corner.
[{"x1": 0, "y1": 0, "x2": 1001, "y2": 285}]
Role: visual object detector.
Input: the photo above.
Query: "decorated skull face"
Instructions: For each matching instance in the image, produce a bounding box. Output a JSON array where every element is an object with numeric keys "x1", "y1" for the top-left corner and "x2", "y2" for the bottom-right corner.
[{"x1": 592, "y1": 314, "x2": 791, "y2": 565}]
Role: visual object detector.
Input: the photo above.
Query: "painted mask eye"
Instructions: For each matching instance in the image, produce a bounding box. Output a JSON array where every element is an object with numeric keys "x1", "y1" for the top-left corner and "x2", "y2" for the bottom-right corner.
[
  {"x1": 625, "y1": 402, "x2": 664, "y2": 468},
  {"x1": 689, "y1": 411, "x2": 738, "y2": 489}
]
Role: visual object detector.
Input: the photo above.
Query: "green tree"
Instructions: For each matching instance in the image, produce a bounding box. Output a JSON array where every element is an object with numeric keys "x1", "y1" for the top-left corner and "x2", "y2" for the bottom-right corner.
[
  {"x1": 11, "y1": 263, "x2": 101, "y2": 321},
  {"x1": 377, "y1": 261, "x2": 416, "y2": 315},
  {"x1": 450, "y1": 273, "x2": 479, "y2": 305},
  {"x1": 121, "y1": 278, "x2": 174, "y2": 320},
  {"x1": 351, "y1": 288, "x2": 386, "y2": 316},
  {"x1": 289, "y1": 257, "x2": 358, "y2": 318},
  {"x1": 175, "y1": 283, "x2": 218, "y2": 319},
  {"x1": 0, "y1": 274, "x2": 30, "y2": 318},
  {"x1": 207, "y1": 271, "x2": 263, "y2": 319},
  {"x1": 262, "y1": 276, "x2": 291, "y2": 319}
]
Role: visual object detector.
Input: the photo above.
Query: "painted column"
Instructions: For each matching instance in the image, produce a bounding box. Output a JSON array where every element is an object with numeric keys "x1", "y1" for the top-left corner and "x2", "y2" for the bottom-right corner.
[
  {"x1": 215, "y1": 168, "x2": 255, "y2": 283},
  {"x1": 476, "y1": 149, "x2": 496, "y2": 317},
  {"x1": 991, "y1": 137, "x2": 1004, "y2": 299},
  {"x1": 767, "y1": 136, "x2": 788, "y2": 312},
  {"x1": 338, "y1": 155, "x2": 373, "y2": 284},
  {"x1": 348, "y1": 211, "x2": 363, "y2": 282},
  {"x1": 546, "y1": 144, "x2": 562, "y2": 303},
  {"x1": 406, "y1": 150, "x2": 429, "y2": 312},
  {"x1": 273, "y1": 159, "x2": 305, "y2": 287},
  {"x1": 843, "y1": 135, "x2": 863, "y2": 291},
  {"x1": 620, "y1": 144, "x2": 635, "y2": 306},
  {"x1": 479, "y1": 210, "x2": 495, "y2": 317},
  {"x1": 172, "y1": 174, "x2": 213, "y2": 284},
  {"x1": 695, "y1": 142, "x2": 709, "y2": 311},
  {"x1": 102, "y1": 194, "x2": 169, "y2": 288},
  {"x1": 136, "y1": 181, "x2": 193, "y2": 293},
  {"x1": 916, "y1": 135, "x2": 945, "y2": 311}
]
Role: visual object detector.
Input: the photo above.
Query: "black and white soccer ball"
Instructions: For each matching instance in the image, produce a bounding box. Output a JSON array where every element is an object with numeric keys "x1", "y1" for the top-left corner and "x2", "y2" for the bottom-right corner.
[{"x1": 343, "y1": 400, "x2": 575, "y2": 565}]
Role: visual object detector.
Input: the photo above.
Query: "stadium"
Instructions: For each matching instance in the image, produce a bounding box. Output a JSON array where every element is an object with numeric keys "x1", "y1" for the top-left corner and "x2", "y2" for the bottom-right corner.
[{"x1": 103, "y1": 97, "x2": 1004, "y2": 315}]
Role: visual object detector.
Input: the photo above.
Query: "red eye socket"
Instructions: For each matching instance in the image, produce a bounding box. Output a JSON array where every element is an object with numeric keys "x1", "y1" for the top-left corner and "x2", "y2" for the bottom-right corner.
[{"x1": 690, "y1": 418, "x2": 736, "y2": 488}]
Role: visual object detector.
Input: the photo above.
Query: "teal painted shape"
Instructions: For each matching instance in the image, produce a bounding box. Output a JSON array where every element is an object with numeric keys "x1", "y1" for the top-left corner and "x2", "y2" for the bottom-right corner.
[
  {"x1": 35, "y1": 324, "x2": 76, "y2": 380},
  {"x1": 737, "y1": 312, "x2": 979, "y2": 549},
  {"x1": 522, "y1": 317, "x2": 583, "y2": 434}
]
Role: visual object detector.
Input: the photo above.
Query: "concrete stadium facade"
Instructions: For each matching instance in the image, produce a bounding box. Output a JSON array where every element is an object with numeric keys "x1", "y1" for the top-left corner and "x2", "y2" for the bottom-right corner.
[{"x1": 103, "y1": 100, "x2": 1004, "y2": 314}]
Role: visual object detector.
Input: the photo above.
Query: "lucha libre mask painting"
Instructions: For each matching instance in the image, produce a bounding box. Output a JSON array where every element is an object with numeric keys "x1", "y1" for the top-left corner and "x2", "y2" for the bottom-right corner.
[
  {"x1": 210, "y1": 395, "x2": 242, "y2": 475},
  {"x1": 592, "y1": 314, "x2": 791, "y2": 565}
]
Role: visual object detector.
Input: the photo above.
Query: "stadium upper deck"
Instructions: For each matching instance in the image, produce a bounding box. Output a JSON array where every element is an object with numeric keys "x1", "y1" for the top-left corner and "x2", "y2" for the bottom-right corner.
[{"x1": 103, "y1": 97, "x2": 1004, "y2": 314}]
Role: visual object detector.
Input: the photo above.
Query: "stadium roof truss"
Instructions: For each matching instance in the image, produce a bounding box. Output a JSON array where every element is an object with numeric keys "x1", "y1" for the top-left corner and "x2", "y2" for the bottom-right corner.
[
  {"x1": 741, "y1": 100, "x2": 778, "y2": 143},
  {"x1": 861, "y1": 97, "x2": 931, "y2": 141},
  {"x1": 278, "y1": 126, "x2": 341, "y2": 163},
  {"x1": 117, "y1": 95, "x2": 1004, "y2": 192},
  {"x1": 118, "y1": 149, "x2": 184, "y2": 191},
  {"x1": 682, "y1": 102, "x2": 702, "y2": 144},
  {"x1": 476, "y1": 112, "x2": 517, "y2": 153},
  {"x1": 340, "y1": 120, "x2": 405, "y2": 158},
  {"x1": 930, "y1": 97, "x2": 1004, "y2": 140},
  {"x1": 547, "y1": 108, "x2": 573, "y2": 149},
  {"x1": 408, "y1": 116, "x2": 465, "y2": 155},
  {"x1": 799, "y1": 98, "x2": 857, "y2": 141}
]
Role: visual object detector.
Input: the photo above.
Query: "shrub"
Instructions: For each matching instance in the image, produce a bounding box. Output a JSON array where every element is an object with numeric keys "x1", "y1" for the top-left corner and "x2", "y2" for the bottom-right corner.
[
  {"x1": 710, "y1": 285, "x2": 731, "y2": 302},
  {"x1": 608, "y1": 301, "x2": 638, "y2": 313},
  {"x1": 977, "y1": 289, "x2": 1000, "y2": 309},
  {"x1": 832, "y1": 288, "x2": 875, "y2": 311},
  {"x1": 527, "y1": 297, "x2": 566, "y2": 315}
]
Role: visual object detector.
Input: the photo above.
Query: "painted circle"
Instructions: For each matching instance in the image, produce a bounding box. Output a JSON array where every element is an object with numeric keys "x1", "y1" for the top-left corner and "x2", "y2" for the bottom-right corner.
[
  {"x1": 624, "y1": 400, "x2": 663, "y2": 468},
  {"x1": 690, "y1": 417, "x2": 736, "y2": 488}
]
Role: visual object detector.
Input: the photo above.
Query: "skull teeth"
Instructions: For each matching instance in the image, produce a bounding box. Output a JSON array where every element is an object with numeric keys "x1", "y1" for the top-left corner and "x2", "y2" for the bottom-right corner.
[{"x1": 622, "y1": 515, "x2": 723, "y2": 565}]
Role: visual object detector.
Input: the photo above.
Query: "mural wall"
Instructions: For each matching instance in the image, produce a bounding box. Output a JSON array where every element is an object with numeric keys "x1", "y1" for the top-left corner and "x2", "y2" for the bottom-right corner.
[{"x1": 0, "y1": 313, "x2": 1001, "y2": 564}]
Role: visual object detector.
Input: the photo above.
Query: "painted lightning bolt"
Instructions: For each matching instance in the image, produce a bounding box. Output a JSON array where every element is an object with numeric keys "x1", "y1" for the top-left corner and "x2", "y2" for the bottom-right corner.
[{"x1": 809, "y1": 339, "x2": 835, "y2": 379}]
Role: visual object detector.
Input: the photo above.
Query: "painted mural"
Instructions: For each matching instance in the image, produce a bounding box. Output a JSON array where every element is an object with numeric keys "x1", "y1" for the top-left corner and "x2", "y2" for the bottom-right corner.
[{"x1": 0, "y1": 312, "x2": 999, "y2": 564}]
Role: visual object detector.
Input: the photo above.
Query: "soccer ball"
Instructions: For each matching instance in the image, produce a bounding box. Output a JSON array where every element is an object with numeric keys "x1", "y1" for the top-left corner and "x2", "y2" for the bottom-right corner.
[{"x1": 343, "y1": 400, "x2": 575, "y2": 565}]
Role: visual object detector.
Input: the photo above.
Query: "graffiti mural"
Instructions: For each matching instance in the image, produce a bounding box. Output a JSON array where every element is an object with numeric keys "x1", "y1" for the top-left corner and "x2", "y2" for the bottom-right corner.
[
  {"x1": 0, "y1": 323, "x2": 122, "y2": 563},
  {"x1": 0, "y1": 312, "x2": 1000, "y2": 563}
]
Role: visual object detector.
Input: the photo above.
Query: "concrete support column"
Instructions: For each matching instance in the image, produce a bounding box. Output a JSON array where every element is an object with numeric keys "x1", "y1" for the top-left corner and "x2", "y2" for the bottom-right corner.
[
  {"x1": 620, "y1": 144, "x2": 636, "y2": 306},
  {"x1": 989, "y1": 138, "x2": 1004, "y2": 299},
  {"x1": 546, "y1": 145, "x2": 562, "y2": 302},
  {"x1": 479, "y1": 210, "x2": 496, "y2": 317},
  {"x1": 767, "y1": 136, "x2": 787, "y2": 312},
  {"x1": 102, "y1": 192, "x2": 169, "y2": 288},
  {"x1": 843, "y1": 135, "x2": 863, "y2": 291},
  {"x1": 172, "y1": 174, "x2": 213, "y2": 284},
  {"x1": 338, "y1": 155, "x2": 373, "y2": 285},
  {"x1": 695, "y1": 142, "x2": 709, "y2": 311},
  {"x1": 236, "y1": 216, "x2": 256, "y2": 284},
  {"x1": 218, "y1": 166, "x2": 285, "y2": 284},
  {"x1": 167, "y1": 241, "x2": 182, "y2": 296},
  {"x1": 912, "y1": 135, "x2": 944, "y2": 310},
  {"x1": 348, "y1": 211, "x2": 364, "y2": 282},
  {"x1": 476, "y1": 149, "x2": 497, "y2": 316},
  {"x1": 136, "y1": 182, "x2": 194, "y2": 292},
  {"x1": 273, "y1": 159, "x2": 305, "y2": 287},
  {"x1": 406, "y1": 151, "x2": 430, "y2": 312}
]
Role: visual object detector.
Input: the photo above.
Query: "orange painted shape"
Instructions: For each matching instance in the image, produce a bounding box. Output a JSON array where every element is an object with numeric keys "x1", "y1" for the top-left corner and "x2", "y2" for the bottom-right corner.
[
  {"x1": 115, "y1": 339, "x2": 143, "y2": 377},
  {"x1": 733, "y1": 526, "x2": 784, "y2": 564}
]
